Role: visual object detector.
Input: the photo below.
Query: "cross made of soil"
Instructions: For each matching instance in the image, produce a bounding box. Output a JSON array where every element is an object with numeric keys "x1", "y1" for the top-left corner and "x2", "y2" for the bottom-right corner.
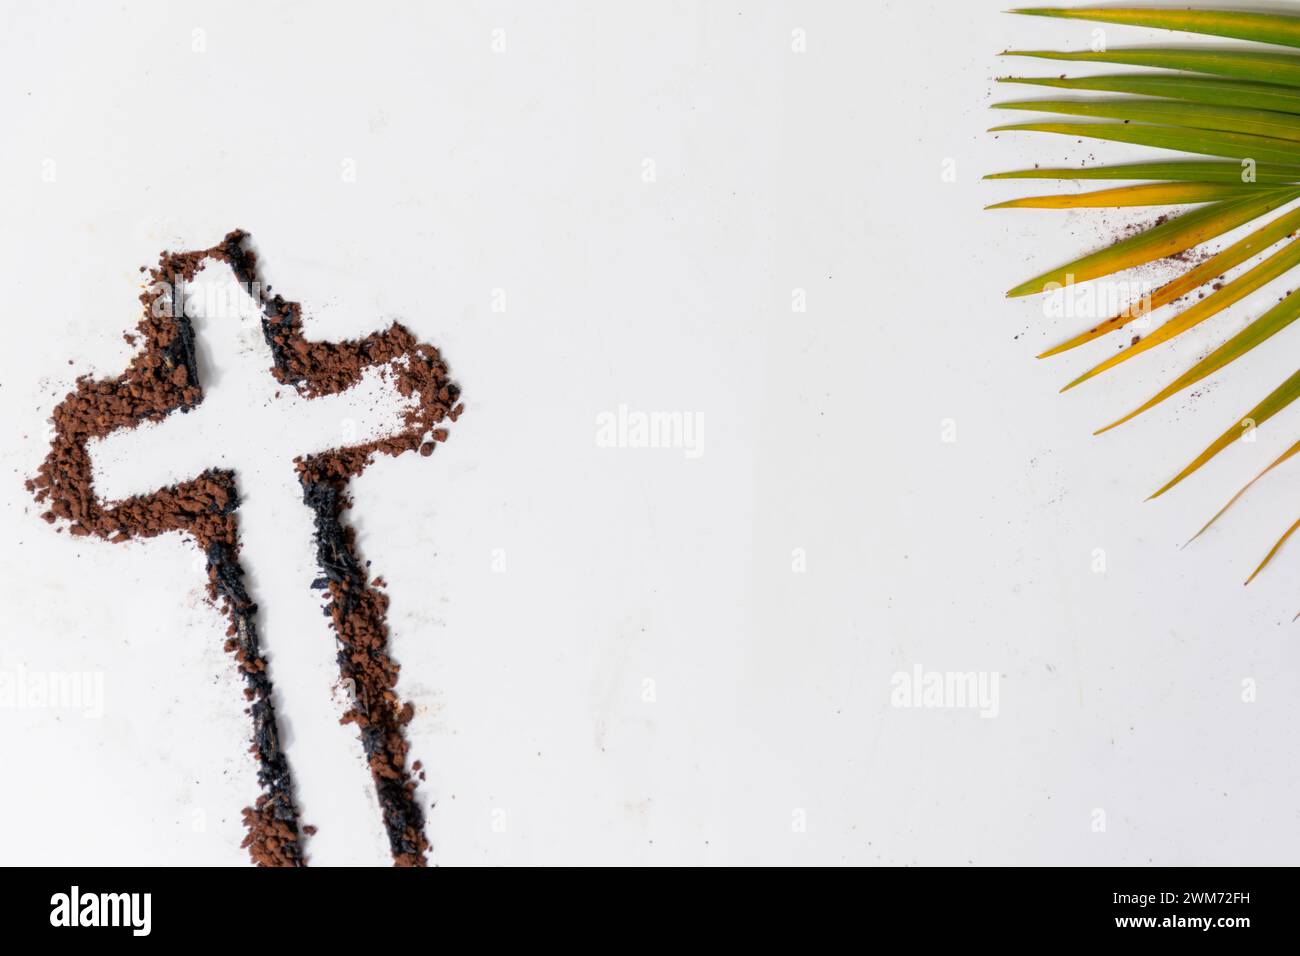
[{"x1": 27, "y1": 231, "x2": 463, "y2": 866}]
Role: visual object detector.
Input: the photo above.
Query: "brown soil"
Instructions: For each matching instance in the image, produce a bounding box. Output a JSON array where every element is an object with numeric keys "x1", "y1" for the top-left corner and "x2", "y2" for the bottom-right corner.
[{"x1": 27, "y1": 230, "x2": 462, "y2": 867}]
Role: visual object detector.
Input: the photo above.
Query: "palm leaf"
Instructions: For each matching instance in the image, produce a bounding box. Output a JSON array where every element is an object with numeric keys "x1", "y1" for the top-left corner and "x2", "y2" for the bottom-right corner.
[
  {"x1": 995, "y1": 6, "x2": 1300, "y2": 590},
  {"x1": 1098, "y1": 287, "x2": 1300, "y2": 435},
  {"x1": 994, "y1": 98, "x2": 1300, "y2": 142},
  {"x1": 987, "y1": 182, "x2": 1257, "y2": 209},
  {"x1": 998, "y1": 74, "x2": 1300, "y2": 115},
  {"x1": 1065, "y1": 233, "x2": 1300, "y2": 390},
  {"x1": 1246, "y1": 516, "x2": 1300, "y2": 585},
  {"x1": 1190, "y1": 440, "x2": 1300, "y2": 543},
  {"x1": 1040, "y1": 205, "x2": 1300, "y2": 357},
  {"x1": 986, "y1": 160, "x2": 1300, "y2": 183},
  {"x1": 1001, "y1": 48, "x2": 1300, "y2": 86},
  {"x1": 991, "y1": 121, "x2": 1300, "y2": 163},
  {"x1": 1009, "y1": 7, "x2": 1300, "y2": 48},
  {"x1": 1005, "y1": 189, "x2": 1300, "y2": 297},
  {"x1": 1147, "y1": 367, "x2": 1300, "y2": 500}
]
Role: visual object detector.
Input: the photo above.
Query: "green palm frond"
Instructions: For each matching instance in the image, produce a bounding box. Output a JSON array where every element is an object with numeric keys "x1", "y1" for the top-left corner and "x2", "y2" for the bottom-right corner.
[
  {"x1": 997, "y1": 74, "x2": 1300, "y2": 114},
  {"x1": 989, "y1": 6, "x2": 1300, "y2": 593}
]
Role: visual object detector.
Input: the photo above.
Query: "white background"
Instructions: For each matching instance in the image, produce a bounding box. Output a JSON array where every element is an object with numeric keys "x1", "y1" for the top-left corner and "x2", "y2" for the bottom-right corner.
[{"x1": 2, "y1": 0, "x2": 1299, "y2": 866}]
